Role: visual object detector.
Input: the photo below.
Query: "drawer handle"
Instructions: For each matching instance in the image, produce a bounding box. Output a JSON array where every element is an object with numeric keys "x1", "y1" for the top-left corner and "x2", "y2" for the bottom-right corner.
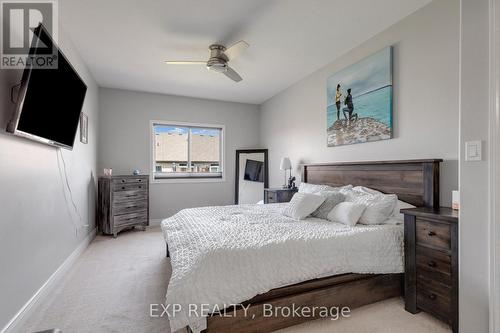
[
  {"x1": 122, "y1": 187, "x2": 125, "y2": 190},
  {"x1": 138, "y1": 179, "x2": 142, "y2": 182},
  {"x1": 428, "y1": 231, "x2": 436, "y2": 236},
  {"x1": 121, "y1": 179, "x2": 125, "y2": 183},
  {"x1": 428, "y1": 294, "x2": 437, "y2": 300},
  {"x1": 428, "y1": 261, "x2": 437, "y2": 267},
  {"x1": 138, "y1": 186, "x2": 142, "y2": 189}
]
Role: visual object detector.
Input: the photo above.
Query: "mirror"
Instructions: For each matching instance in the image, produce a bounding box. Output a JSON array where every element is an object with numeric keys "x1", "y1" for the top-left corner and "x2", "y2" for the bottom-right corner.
[{"x1": 235, "y1": 149, "x2": 269, "y2": 204}]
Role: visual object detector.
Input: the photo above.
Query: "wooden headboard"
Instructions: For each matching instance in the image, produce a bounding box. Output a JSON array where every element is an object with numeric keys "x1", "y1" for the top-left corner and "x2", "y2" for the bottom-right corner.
[{"x1": 301, "y1": 159, "x2": 442, "y2": 208}]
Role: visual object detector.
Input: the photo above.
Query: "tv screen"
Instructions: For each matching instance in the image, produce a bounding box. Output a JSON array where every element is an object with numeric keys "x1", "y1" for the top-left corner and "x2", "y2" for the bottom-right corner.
[
  {"x1": 7, "y1": 24, "x2": 87, "y2": 149},
  {"x1": 244, "y1": 159, "x2": 264, "y2": 182}
]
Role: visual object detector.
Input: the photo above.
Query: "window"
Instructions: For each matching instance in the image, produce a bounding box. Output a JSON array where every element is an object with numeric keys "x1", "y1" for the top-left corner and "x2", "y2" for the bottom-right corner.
[{"x1": 151, "y1": 121, "x2": 224, "y2": 181}]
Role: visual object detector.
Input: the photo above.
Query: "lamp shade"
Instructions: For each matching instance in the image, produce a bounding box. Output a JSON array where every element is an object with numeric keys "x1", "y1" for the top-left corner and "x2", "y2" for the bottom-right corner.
[{"x1": 280, "y1": 157, "x2": 291, "y2": 170}]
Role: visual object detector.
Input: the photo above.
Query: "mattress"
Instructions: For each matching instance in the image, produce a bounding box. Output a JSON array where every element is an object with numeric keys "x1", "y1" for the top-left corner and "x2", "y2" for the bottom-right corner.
[{"x1": 161, "y1": 203, "x2": 404, "y2": 332}]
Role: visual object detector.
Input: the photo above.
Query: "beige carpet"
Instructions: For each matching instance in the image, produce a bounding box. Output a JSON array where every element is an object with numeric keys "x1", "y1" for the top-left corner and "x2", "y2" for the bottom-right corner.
[{"x1": 21, "y1": 226, "x2": 451, "y2": 333}]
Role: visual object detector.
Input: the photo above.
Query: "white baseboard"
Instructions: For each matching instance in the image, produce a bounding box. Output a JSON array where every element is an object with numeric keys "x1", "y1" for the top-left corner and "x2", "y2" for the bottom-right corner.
[
  {"x1": 149, "y1": 218, "x2": 163, "y2": 227},
  {"x1": 1, "y1": 228, "x2": 97, "y2": 333}
]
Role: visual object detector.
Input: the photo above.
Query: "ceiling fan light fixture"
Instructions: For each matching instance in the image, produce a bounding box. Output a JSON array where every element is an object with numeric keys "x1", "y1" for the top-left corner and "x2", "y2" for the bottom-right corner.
[
  {"x1": 208, "y1": 63, "x2": 227, "y2": 73},
  {"x1": 164, "y1": 40, "x2": 248, "y2": 82}
]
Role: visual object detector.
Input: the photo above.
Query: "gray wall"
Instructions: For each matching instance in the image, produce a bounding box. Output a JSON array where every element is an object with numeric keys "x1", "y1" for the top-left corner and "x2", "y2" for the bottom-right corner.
[
  {"x1": 0, "y1": 29, "x2": 99, "y2": 330},
  {"x1": 98, "y1": 88, "x2": 260, "y2": 219},
  {"x1": 459, "y1": 0, "x2": 490, "y2": 330},
  {"x1": 260, "y1": 0, "x2": 459, "y2": 207}
]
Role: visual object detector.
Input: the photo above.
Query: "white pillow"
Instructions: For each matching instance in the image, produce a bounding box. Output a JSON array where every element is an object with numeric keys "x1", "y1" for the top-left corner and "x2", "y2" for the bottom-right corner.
[
  {"x1": 344, "y1": 189, "x2": 397, "y2": 225},
  {"x1": 327, "y1": 202, "x2": 366, "y2": 226},
  {"x1": 339, "y1": 185, "x2": 356, "y2": 195},
  {"x1": 298, "y1": 183, "x2": 335, "y2": 194},
  {"x1": 352, "y1": 187, "x2": 416, "y2": 220},
  {"x1": 311, "y1": 191, "x2": 345, "y2": 220},
  {"x1": 352, "y1": 186, "x2": 382, "y2": 195},
  {"x1": 337, "y1": 184, "x2": 354, "y2": 192},
  {"x1": 299, "y1": 182, "x2": 353, "y2": 194},
  {"x1": 391, "y1": 200, "x2": 416, "y2": 220},
  {"x1": 282, "y1": 193, "x2": 325, "y2": 220}
]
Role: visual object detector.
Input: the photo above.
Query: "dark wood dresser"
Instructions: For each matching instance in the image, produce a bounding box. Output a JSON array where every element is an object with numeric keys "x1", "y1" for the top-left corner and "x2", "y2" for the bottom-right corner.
[
  {"x1": 264, "y1": 188, "x2": 297, "y2": 203},
  {"x1": 98, "y1": 175, "x2": 149, "y2": 237},
  {"x1": 402, "y1": 207, "x2": 458, "y2": 332}
]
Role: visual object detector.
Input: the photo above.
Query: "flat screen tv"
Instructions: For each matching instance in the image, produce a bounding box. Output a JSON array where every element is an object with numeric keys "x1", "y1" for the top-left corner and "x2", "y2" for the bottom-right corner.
[
  {"x1": 244, "y1": 159, "x2": 264, "y2": 182},
  {"x1": 7, "y1": 23, "x2": 87, "y2": 150}
]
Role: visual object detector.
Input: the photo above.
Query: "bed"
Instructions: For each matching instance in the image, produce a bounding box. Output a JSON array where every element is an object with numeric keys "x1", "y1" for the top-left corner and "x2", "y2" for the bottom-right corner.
[{"x1": 161, "y1": 159, "x2": 442, "y2": 333}]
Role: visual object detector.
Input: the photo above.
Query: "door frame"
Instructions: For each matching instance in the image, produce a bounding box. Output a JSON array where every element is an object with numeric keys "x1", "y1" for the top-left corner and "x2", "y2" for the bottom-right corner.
[
  {"x1": 234, "y1": 149, "x2": 269, "y2": 204},
  {"x1": 489, "y1": 0, "x2": 500, "y2": 331}
]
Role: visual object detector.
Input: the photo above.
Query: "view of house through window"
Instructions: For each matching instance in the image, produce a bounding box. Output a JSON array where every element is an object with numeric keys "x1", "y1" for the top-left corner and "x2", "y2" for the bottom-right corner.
[{"x1": 153, "y1": 122, "x2": 223, "y2": 179}]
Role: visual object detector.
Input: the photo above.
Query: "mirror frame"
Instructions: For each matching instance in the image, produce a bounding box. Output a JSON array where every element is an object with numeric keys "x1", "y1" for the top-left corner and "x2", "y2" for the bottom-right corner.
[{"x1": 234, "y1": 149, "x2": 269, "y2": 204}]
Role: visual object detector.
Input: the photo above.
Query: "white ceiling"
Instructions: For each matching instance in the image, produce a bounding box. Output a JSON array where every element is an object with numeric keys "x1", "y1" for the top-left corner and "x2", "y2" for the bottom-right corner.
[{"x1": 60, "y1": 0, "x2": 432, "y2": 104}]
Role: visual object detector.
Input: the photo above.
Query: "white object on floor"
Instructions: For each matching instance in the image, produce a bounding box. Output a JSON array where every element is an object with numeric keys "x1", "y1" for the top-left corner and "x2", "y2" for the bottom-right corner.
[{"x1": 161, "y1": 203, "x2": 404, "y2": 332}]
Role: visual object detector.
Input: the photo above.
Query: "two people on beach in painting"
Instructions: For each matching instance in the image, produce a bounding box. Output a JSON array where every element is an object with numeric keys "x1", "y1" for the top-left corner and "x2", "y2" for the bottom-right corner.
[
  {"x1": 335, "y1": 84, "x2": 358, "y2": 123},
  {"x1": 335, "y1": 84, "x2": 343, "y2": 120}
]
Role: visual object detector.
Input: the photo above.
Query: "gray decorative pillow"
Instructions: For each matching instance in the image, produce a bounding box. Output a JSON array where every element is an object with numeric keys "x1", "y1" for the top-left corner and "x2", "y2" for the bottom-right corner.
[
  {"x1": 311, "y1": 191, "x2": 345, "y2": 219},
  {"x1": 282, "y1": 193, "x2": 326, "y2": 220}
]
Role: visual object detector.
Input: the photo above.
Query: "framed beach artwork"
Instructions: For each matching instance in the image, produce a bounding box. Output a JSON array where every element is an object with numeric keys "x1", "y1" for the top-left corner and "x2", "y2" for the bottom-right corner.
[{"x1": 327, "y1": 46, "x2": 393, "y2": 147}]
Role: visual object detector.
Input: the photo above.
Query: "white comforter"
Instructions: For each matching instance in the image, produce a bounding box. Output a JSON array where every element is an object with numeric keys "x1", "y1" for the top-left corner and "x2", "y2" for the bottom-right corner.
[{"x1": 161, "y1": 203, "x2": 404, "y2": 332}]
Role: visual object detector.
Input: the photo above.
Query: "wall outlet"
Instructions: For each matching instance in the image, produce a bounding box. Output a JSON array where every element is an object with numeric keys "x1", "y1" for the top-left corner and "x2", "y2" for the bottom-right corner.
[{"x1": 465, "y1": 140, "x2": 482, "y2": 161}]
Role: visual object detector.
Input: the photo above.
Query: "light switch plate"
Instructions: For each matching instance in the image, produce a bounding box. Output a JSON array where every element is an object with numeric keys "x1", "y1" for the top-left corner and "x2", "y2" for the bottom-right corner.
[{"x1": 465, "y1": 140, "x2": 482, "y2": 161}]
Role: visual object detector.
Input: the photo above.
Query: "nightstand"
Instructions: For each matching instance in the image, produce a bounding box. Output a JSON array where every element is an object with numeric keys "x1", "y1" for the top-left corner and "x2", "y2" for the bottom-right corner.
[
  {"x1": 402, "y1": 207, "x2": 458, "y2": 333},
  {"x1": 264, "y1": 188, "x2": 297, "y2": 203}
]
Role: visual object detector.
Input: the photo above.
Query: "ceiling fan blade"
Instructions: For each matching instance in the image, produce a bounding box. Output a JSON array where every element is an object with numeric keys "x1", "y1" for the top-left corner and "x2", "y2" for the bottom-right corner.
[
  {"x1": 164, "y1": 61, "x2": 206, "y2": 65},
  {"x1": 224, "y1": 40, "x2": 249, "y2": 60},
  {"x1": 223, "y1": 66, "x2": 243, "y2": 82}
]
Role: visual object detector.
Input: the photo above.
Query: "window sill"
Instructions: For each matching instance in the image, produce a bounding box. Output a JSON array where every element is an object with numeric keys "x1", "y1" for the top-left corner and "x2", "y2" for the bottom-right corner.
[{"x1": 150, "y1": 176, "x2": 226, "y2": 184}]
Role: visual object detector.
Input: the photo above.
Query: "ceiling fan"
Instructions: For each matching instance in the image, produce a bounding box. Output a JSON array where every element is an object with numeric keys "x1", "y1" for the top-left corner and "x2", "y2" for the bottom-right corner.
[{"x1": 164, "y1": 41, "x2": 249, "y2": 82}]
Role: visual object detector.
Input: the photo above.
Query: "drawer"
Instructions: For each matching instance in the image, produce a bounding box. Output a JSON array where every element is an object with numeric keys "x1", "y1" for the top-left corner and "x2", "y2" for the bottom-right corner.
[
  {"x1": 113, "y1": 189, "x2": 148, "y2": 204},
  {"x1": 114, "y1": 210, "x2": 148, "y2": 226},
  {"x1": 112, "y1": 177, "x2": 147, "y2": 185},
  {"x1": 416, "y1": 245, "x2": 452, "y2": 286},
  {"x1": 417, "y1": 276, "x2": 451, "y2": 322},
  {"x1": 113, "y1": 200, "x2": 148, "y2": 215},
  {"x1": 279, "y1": 191, "x2": 296, "y2": 203},
  {"x1": 416, "y1": 218, "x2": 451, "y2": 251},
  {"x1": 113, "y1": 182, "x2": 148, "y2": 192},
  {"x1": 266, "y1": 191, "x2": 277, "y2": 203}
]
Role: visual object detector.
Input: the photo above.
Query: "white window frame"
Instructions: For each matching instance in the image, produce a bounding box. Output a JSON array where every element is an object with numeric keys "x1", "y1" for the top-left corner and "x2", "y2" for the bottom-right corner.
[{"x1": 150, "y1": 120, "x2": 225, "y2": 184}]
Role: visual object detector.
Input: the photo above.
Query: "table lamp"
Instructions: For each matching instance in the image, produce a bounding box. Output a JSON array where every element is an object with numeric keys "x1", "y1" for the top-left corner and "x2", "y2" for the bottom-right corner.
[{"x1": 280, "y1": 157, "x2": 291, "y2": 188}]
